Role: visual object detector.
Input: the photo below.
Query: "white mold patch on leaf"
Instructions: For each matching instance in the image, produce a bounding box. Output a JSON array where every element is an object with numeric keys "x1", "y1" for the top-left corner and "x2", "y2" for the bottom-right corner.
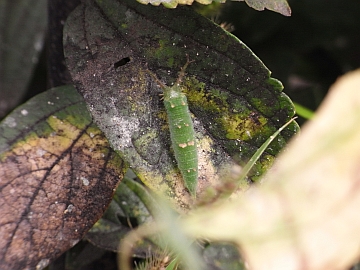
[
  {"x1": 80, "y1": 176, "x2": 90, "y2": 186},
  {"x1": 107, "y1": 115, "x2": 140, "y2": 150},
  {"x1": 21, "y1": 109, "x2": 29, "y2": 116},
  {"x1": 4, "y1": 116, "x2": 17, "y2": 128},
  {"x1": 36, "y1": 148, "x2": 47, "y2": 157}
]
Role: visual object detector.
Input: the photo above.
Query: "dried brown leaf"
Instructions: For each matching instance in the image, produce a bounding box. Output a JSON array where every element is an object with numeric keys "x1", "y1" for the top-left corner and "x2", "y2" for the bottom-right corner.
[{"x1": 0, "y1": 86, "x2": 125, "y2": 269}]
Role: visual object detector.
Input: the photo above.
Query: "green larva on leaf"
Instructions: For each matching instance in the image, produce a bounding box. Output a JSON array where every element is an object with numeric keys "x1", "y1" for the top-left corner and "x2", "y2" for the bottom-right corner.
[{"x1": 148, "y1": 57, "x2": 198, "y2": 197}]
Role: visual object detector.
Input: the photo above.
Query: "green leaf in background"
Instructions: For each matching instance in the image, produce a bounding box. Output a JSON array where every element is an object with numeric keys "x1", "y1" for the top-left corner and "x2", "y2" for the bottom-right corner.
[
  {"x1": 0, "y1": 0, "x2": 47, "y2": 118},
  {"x1": 0, "y1": 85, "x2": 125, "y2": 270},
  {"x1": 294, "y1": 102, "x2": 315, "y2": 120},
  {"x1": 64, "y1": 0, "x2": 298, "y2": 207}
]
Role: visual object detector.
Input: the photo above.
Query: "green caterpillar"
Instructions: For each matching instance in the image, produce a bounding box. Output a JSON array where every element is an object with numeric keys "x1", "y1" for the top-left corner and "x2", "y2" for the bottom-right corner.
[{"x1": 149, "y1": 57, "x2": 198, "y2": 197}]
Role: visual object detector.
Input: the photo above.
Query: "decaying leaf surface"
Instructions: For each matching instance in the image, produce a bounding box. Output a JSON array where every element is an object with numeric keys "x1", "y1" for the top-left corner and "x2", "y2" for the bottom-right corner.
[
  {"x1": 182, "y1": 70, "x2": 360, "y2": 269},
  {"x1": 0, "y1": 86, "x2": 125, "y2": 270},
  {"x1": 64, "y1": 0, "x2": 298, "y2": 206}
]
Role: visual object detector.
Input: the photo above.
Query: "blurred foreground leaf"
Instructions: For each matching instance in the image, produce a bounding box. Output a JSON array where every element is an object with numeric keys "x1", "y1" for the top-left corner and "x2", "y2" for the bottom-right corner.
[
  {"x1": 182, "y1": 69, "x2": 360, "y2": 269},
  {"x1": 0, "y1": 86, "x2": 125, "y2": 269}
]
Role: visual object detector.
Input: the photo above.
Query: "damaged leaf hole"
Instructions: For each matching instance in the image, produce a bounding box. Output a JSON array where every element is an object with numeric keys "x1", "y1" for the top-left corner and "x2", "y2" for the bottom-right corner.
[{"x1": 114, "y1": 57, "x2": 130, "y2": 69}]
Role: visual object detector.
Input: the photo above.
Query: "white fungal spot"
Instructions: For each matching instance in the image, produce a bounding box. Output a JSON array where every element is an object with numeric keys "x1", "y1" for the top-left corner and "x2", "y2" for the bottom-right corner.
[
  {"x1": 36, "y1": 149, "x2": 46, "y2": 157},
  {"x1": 21, "y1": 109, "x2": 28, "y2": 116},
  {"x1": 81, "y1": 176, "x2": 90, "y2": 186},
  {"x1": 109, "y1": 116, "x2": 140, "y2": 149},
  {"x1": 246, "y1": 130, "x2": 252, "y2": 138}
]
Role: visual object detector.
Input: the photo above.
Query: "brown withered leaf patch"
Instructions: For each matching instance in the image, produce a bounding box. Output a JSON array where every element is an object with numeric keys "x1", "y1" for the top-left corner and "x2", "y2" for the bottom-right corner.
[{"x1": 0, "y1": 86, "x2": 125, "y2": 269}]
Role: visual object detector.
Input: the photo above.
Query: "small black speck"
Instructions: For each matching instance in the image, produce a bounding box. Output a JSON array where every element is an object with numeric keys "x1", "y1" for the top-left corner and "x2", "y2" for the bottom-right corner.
[{"x1": 114, "y1": 57, "x2": 130, "y2": 69}]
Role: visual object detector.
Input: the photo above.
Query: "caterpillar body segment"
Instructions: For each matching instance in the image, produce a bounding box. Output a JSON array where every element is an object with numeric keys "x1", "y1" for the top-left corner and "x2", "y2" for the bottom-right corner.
[
  {"x1": 148, "y1": 56, "x2": 198, "y2": 197},
  {"x1": 163, "y1": 85, "x2": 198, "y2": 196}
]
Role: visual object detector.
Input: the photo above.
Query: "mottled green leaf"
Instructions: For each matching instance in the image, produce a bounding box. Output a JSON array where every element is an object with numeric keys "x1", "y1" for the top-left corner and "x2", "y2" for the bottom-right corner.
[
  {"x1": 63, "y1": 0, "x2": 298, "y2": 206},
  {"x1": 0, "y1": 85, "x2": 124, "y2": 269},
  {"x1": 183, "y1": 70, "x2": 360, "y2": 270}
]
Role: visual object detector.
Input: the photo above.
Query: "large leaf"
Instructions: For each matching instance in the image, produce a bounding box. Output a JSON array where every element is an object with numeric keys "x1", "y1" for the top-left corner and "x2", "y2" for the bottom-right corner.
[
  {"x1": 64, "y1": 0, "x2": 298, "y2": 207},
  {"x1": 0, "y1": 0, "x2": 47, "y2": 118},
  {"x1": 0, "y1": 85, "x2": 125, "y2": 270},
  {"x1": 182, "y1": 70, "x2": 360, "y2": 269}
]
